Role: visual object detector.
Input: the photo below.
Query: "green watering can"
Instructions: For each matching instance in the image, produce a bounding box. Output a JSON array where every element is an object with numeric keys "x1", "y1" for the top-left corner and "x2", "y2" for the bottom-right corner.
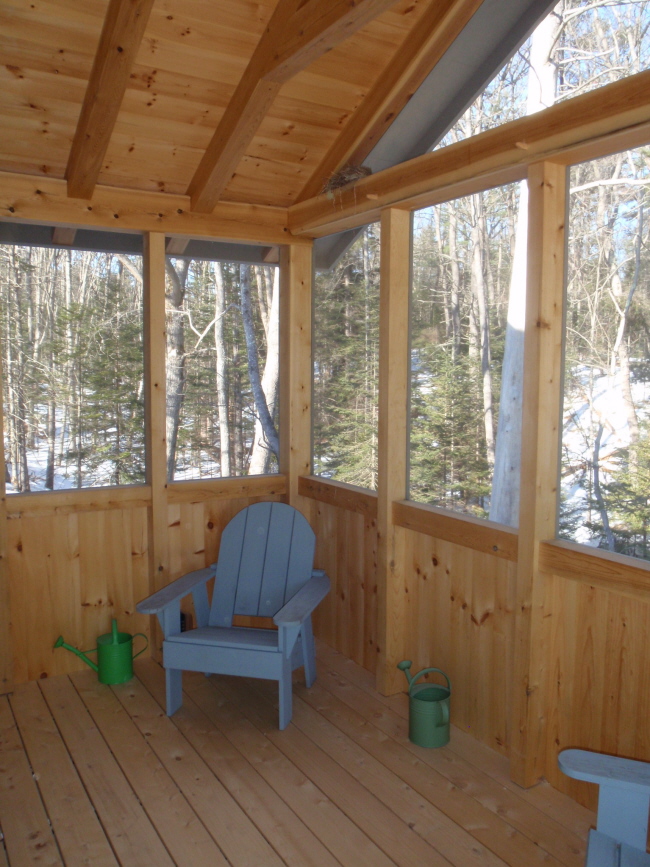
[
  {"x1": 54, "y1": 619, "x2": 148, "y2": 685},
  {"x1": 398, "y1": 660, "x2": 451, "y2": 748}
]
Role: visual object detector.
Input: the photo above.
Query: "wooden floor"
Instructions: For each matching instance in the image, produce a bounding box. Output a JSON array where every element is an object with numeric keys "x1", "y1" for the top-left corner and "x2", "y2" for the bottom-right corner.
[{"x1": 0, "y1": 640, "x2": 595, "y2": 867}]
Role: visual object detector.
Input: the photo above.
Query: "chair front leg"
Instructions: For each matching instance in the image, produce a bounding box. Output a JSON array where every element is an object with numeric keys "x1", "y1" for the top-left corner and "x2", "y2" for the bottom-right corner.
[
  {"x1": 301, "y1": 618, "x2": 316, "y2": 687},
  {"x1": 166, "y1": 668, "x2": 183, "y2": 716},
  {"x1": 278, "y1": 655, "x2": 293, "y2": 729}
]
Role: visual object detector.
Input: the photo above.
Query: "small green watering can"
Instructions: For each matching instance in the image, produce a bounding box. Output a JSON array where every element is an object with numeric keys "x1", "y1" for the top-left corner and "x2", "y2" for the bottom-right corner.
[
  {"x1": 398, "y1": 660, "x2": 451, "y2": 748},
  {"x1": 54, "y1": 619, "x2": 148, "y2": 685}
]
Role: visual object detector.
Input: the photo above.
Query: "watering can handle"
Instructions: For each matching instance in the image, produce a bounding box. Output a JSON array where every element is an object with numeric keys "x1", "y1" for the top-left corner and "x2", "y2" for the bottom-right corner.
[
  {"x1": 410, "y1": 667, "x2": 451, "y2": 691},
  {"x1": 132, "y1": 633, "x2": 149, "y2": 660}
]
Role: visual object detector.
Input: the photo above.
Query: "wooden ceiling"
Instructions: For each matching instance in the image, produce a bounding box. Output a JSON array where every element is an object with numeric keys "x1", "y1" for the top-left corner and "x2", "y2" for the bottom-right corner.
[{"x1": 0, "y1": 0, "x2": 483, "y2": 215}]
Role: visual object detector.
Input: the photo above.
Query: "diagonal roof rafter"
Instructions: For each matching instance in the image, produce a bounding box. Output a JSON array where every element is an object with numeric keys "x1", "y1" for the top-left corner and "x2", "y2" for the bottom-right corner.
[
  {"x1": 296, "y1": 0, "x2": 485, "y2": 203},
  {"x1": 65, "y1": 0, "x2": 155, "y2": 201},
  {"x1": 186, "y1": 0, "x2": 400, "y2": 215}
]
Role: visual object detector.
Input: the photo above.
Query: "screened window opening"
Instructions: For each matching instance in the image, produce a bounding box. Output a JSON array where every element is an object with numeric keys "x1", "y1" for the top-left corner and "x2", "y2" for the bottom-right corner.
[
  {"x1": 0, "y1": 244, "x2": 145, "y2": 492},
  {"x1": 559, "y1": 146, "x2": 650, "y2": 561},
  {"x1": 166, "y1": 258, "x2": 279, "y2": 482},
  {"x1": 312, "y1": 224, "x2": 380, "y2": 490},
  {"x1": 409, "y1": 183, "x2": 521, "y2": 523}
]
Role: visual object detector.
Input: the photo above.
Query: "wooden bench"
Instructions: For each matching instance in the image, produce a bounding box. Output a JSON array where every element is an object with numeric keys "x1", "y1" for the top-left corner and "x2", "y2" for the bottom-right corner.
[{"x1": 559, "y1": 749, "x2": 650, "y2": 866}]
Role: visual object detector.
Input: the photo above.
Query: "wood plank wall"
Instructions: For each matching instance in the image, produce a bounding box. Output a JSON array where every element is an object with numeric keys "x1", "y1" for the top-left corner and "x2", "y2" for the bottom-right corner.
[{"x1": 6, "y1": 483, "x2": 284, "y2": 684}]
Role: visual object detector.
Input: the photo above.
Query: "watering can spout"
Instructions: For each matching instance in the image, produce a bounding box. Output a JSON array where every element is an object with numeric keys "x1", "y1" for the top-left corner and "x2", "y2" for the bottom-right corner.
[
  {"x1": 397, "y1": 659, "x2": 413, "y2": 687},
  {"x1": 53, "y1": 636, "x2": 99, "y2": 673}
]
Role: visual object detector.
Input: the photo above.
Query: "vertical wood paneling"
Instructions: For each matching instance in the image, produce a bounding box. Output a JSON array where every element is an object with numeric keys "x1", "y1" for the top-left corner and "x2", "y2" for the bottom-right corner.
[
  {"x1": 543, "y1": 575, "x2": 650, "y2": 809},
  {"x1": 8, "y1": 507, "x2": 150, "y2": 683},
  {"x1": 400, "y1": 530, "x2": 515, "y2": 756}
]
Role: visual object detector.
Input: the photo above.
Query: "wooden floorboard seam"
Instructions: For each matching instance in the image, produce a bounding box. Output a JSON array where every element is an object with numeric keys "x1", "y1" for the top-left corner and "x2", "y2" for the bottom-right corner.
[{"x1": 0, "y1": 644, "x2": 596, "y2": 867}]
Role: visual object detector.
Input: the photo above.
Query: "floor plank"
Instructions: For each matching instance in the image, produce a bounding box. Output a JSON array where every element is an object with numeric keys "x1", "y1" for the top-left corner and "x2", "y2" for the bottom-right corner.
[
  {"x1": 39, "y1": 676, "x2": 175, "y2": 867},
  {"x1": 316, "y1": 639, "x2": 594, "y2": 839},
  {"x1": 0, "y1": 643, "x2": 597, "y2": 867},
  {"x1": 181, "y1": 666, "x2": 396, "y2": 867},
  {"x1": 109, "y1": 672, "x2": 286, "y2": 867},
  {"x1": 135, "y1": 659, "x2": 343, "y2": 867},
  {"x1": 213, "y1": 673, "x2": 454, "y2": 867},
  {"x1": 70, "y1": 669, "x2": 228, "y2": 867},
  {"x1": 0, "y1": 697, "x2": 62, "y2": 867},
  {"x1": 315, "y1": 640, "x2": 588, "y2": 867},
  {"x1": 9, "y1": 682, "x2": 117, "y2": 867}
]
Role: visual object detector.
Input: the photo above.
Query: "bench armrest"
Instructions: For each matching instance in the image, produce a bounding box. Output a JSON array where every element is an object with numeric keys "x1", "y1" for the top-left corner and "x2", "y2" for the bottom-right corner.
[
  {"x1": 136, "y1": 566, "x2": 215, "y2": 615},
  {"x1": 273, "y1": 570, "x2": 330, "y2": 628},
  {"x1": 559, "y1": 749, "x2": 650, "y2": 794}
]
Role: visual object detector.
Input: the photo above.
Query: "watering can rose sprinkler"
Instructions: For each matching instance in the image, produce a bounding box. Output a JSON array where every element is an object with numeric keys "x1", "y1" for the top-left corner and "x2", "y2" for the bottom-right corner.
[
  {"x1": 397, "y1": 660, "x2": 451, "y2": 748},
  {"x1": 54, "y1": 619, "x2": 148, "y2": 685}
]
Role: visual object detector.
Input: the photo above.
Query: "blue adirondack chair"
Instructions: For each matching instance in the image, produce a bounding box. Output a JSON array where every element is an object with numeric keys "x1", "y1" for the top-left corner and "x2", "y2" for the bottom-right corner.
[
  {"x1": 559, "y1": 749, "x2": 650, "y2": 866},
  {"x1": 136, "y1": 502, "x2": 330, "y2": 729}
]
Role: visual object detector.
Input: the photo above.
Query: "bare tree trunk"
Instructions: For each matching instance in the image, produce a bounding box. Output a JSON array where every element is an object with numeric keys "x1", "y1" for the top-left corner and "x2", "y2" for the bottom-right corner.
[
  {"x1": 249, "y1": 267, "x2": 280, "y2": 474},
  {"x1": 490, "y1": 7, "x2": 562, "y2": 525},
  {"x1": 212, "y1": 262, "x2": 231, "y2": 477},
  {"x1": 471, "y1": 195, "x2": 495, "y2": 467},
  {"x1": 165, "y1": 258, "x2": 189, "y2": 480},
  {"x1": 239, "y1": 265, "x2": 279, "y2": 464}
]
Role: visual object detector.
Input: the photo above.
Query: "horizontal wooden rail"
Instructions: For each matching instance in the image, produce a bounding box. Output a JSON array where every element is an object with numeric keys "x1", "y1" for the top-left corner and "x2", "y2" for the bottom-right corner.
[
  {"x1": 539, "y1": 539, "x2": 650, "y2": 601},
  {"x1": 6, "y1": 485, "x2": 152, "y2": 518},
  {"x1": 298, "y1": 475, "x2": 378, "y2": 518},
  {"x1": 167, "y1": 474, "x2": 287, "y2": 504},
  {"x1": 6, "y1": 474, "x2": 287, "y2": 517},
  {"x1": 289, "y1": 69, "x2": 650, "y2": 237},
  {"x1": 393, "y1": 499, "x2": 518, "y2": 561},
  {"x1": 0, "y1": 172, "x2": 298, "y2": 247}
]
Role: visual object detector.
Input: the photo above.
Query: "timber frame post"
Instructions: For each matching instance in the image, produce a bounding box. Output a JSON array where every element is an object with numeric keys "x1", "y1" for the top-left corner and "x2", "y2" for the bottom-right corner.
[
  {"x1": 279, "y1": 242, "x2": 313, "y2": 513},
  {"x1": 0, "y1": 339, "x2": 12, "y2": 695},
  {"x1": 511, "y1": 161, "x2": 567, "y2": 787},
  {"x1": 143, "y1": 232, "x2": 170, "y2": 658},
  {"x1": 376, "y1": 207, "x2": 411, "y2": 695}
]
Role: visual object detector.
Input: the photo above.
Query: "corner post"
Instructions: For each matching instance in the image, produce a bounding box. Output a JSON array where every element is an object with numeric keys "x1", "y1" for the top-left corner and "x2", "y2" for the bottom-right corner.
[
  {"x1": 511, "y1": 161, "x2": 567, "y2": 786},
  {"x1": 279, "y1": 242, "x2": 313, "y2": 509},
  {"x1": 143, "y1": 232, "x2": 169, "y2": 656},
  {"x1": 0, "y1": 339, "x2": 12, "y2": 694},
  {"x1": 376, "y1": 208, "x2": 411, "y2": 695}
]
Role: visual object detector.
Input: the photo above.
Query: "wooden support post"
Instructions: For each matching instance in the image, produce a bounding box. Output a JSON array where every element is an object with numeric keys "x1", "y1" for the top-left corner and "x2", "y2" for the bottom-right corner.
[
  {"x1": 376, "y1": 208, "x2": 411, "y2": 695},
  {"x1": 143, "y1": 232, "x2": 169, "y2": 659},
  {"x1": 511, "y1": 161, "x2": 567, "y2": 787},
  {"x1": 0, "y1": 341, "x2": 12, "y2": 695},
  {"x1": 279, "y1": 243, "x2": 313, "y2": 509}
]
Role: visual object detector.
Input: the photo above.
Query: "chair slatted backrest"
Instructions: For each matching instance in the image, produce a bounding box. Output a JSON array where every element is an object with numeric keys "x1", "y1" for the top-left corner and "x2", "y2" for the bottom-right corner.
[{"x1": 209, "y1": 503, "x2": 316, "y2": 627}]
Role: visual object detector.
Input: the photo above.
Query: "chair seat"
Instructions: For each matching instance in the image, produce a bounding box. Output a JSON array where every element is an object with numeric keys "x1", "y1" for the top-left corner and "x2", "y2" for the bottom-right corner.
[{"x1": 166, "y1": 626, "x2": 280, "y2": 652}]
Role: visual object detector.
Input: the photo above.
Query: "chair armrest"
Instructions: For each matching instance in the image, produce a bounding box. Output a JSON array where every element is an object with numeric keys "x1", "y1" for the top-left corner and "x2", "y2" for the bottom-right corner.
[
  {"x1": 273, "y1": 570, "x2": 330, "y2": 628},
  {"x1": 136, "y1": 567, "x2": 215, "y2": 615},
  {"x1": 559, "y1": 749, "x2": 650, "y2": 794}
]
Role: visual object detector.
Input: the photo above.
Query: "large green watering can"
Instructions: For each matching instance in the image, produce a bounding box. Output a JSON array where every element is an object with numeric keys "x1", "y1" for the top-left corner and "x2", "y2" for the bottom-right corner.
[
  {"x1": 54, "y1": 619, "x2": 148, "y2": 685},
  {"x1": 398, "y1": 660, "x2": 451, "y2": 748}
]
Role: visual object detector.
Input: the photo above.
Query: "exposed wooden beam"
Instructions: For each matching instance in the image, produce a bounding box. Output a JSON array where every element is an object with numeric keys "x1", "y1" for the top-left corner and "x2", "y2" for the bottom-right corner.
[
  {"x1": 262, "y1": 247, "x2": 280, "y2": 264},
  {"x1": 143, "y1": 232, "x2": 169, "y2": 660},
  {"x1": 297, "y1": 0, "x2": 483, "y2": 202},
  {"x1": 187, "y1": 0, "x2": 398, "y2": 214},
  {"x1": 376, "y1": 208, "x2": 410, "y2": 696},
  {"x1": 51, "y1": 227, "x2": 77, "y2": 246},
  {"x1": 0, "y1": 172, "x2": 300, "y2": 247},
  {"x1": 66, "y1": 0, "x2": 155, "y2": 200},
  {"x1": 511, "y1": 161, "x2": 566, "y2": 788},
  {"x1": 165, "y1": 237, "x2": 190, "y2": 256},
  {"x1": 279, "y1": 242, "x2": 313, "y2": 506},
  {"x1": 289, "y1": 68, "x2": 650, "y2": 236}
]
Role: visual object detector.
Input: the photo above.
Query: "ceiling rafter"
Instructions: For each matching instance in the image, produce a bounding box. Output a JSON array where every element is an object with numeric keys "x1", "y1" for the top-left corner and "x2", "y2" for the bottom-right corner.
[
  {"x1": 65, "y1": 0, "x2": 155, "y2": 201},
  {"x1": 186, "y1": 0, "x2": 399, "y2": 215},
  {"x1": 296, "y1": 0, "x2": 484, "y2": 202}
]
